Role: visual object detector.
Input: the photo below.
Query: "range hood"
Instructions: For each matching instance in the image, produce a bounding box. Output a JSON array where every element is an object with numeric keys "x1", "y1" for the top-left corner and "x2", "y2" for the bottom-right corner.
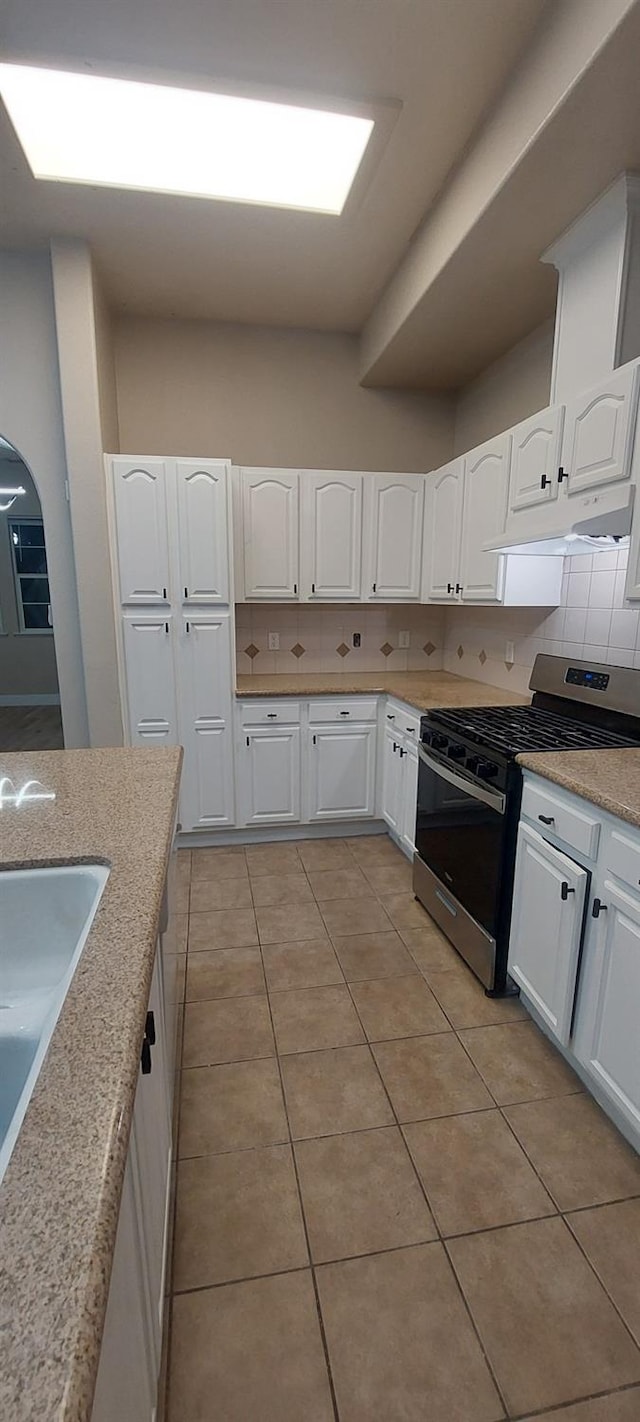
[{"x1": 485, "y1": 175, "x2": 640, "y2": 557}]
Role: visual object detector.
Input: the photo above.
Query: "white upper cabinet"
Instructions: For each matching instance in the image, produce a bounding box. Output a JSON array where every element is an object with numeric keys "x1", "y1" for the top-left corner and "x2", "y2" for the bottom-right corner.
[
  {"x1": 562, "y1": 363, "x2": 639, "y2": 495},
  {"x1": 301, "y1": 471, "x2": 362, "y2": 600},
  {"x1": 364, "y1": 474, "x2": 424, "y2": 600},
  {"x1": 176, "y1": 460, "x2": 229, "y2": 604},
  {"x1": 122, "y1": 614, "x2": 177, "y2": 746},
  {"x1": 177, "y1": 613, "x2": 234, "y2": 831},
  {"x1": 242, "y1": 468, "x2": 299, "y2": 599},
  {"x1": 423, "y1": 459, "x2": 464, "y2": 601},
  {"x1": 508, "y1": 823, "x2": 589, "y2": 1045},
  {"x1": 111, "y1": 458, "x2": 171, "y2": 605},
  {"x1": 459, "y1": 433, "x2": 510, "y2": 602},
  {"x1": 509, "y1": 405, "x2": 564, "y2": 513}
]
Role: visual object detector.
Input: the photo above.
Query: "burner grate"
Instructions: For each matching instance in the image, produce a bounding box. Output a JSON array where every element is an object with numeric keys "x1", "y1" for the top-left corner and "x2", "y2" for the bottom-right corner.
[{"x1": 426, "y1": 704, "x2": 640, "y2": 757}]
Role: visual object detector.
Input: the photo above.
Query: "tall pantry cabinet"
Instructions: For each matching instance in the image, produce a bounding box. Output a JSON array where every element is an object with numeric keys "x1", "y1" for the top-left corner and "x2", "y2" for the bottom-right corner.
[{"x1": 109, "y1": 457, "x2": 235, "y2": 832}]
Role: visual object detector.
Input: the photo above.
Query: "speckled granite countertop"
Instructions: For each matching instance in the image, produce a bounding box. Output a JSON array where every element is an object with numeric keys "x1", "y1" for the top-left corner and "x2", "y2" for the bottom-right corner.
[
  {"x1": 236, "y1": 670, "x2": 528, "y2": 711},
  {"x1": 0, "y1": 747, "x2": 182, "y2": 1422},
  {"x1": 518, "y1": 748, "x2": 640, "y2": 830}
]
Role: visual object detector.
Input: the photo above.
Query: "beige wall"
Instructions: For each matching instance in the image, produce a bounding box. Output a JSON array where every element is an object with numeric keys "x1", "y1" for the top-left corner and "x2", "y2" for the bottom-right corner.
[
  {"x1": 114, "y1": 317, "x2": 454, "y2": 471},
  {"x1": 93, "y1": 268, "x2": 120, "y2": 453},
  {"x1": 0, "y1": 457, "x2": 60, "y2": 698},
  {"x1": 454, "y1": 318, "x2": 553, "y2": 454}
]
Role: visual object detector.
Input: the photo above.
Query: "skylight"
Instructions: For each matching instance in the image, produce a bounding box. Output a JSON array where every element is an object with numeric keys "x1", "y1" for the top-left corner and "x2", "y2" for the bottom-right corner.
[{"x1": 0, "y1": 63, "x2": 374, "y2": 215}]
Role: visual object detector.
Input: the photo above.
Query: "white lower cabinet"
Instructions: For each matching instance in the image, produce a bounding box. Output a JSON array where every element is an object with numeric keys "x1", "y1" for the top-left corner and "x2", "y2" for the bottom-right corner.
[
  {"x1": 307, "y1": 723, "x2": 376, "y2": 820},
  {"x1": 177, "y1": 613, "x2": 234, "y2": 831},
  {"x1": 92, "y1": 947, "x2": 172, "y2": 1422},
  {"x1": 509, "y1": 773, "x2": 640, "y2": 1150},
  {"x1": 382, "y1": 725, "x2": 402, "y2": 836},
  {"x1": 574, "y1": 879, "x2": 640, "y2": 1139},
  {"x1": 239, "y1": 726, "x2": 301, "y2": 825},
  {"x1": 381, "y1": 704, "x2": 419, "y2": 859},
  {"x1": 509, "y1": 823, "x2": 589, "y2": 1044},
  {"x1": 400, "y1": 741, "x2": 419, "y2": 857}
]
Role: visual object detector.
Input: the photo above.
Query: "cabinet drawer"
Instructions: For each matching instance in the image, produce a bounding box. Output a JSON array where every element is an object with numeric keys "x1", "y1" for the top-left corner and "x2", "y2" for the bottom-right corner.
[
  {"x1": 605, "y1": 826, "x2": 640, "y2": 894},
  {"x1": 384, "y1": 702, "x2": 420, "y2": 740},
  {"x1": 308, "y1": 698, "x2": 378, "y2": 723},
  {"x1": 521, "y1": 780, "x2": 600, "y2": 859},
  {"x1": 239, "y1": 700, "x2": 301, "y2": 725}
]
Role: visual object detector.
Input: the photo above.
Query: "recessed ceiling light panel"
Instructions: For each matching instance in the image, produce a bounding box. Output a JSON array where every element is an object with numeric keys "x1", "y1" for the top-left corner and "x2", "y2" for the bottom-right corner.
[{"x1": 0, "y1": 63, "x2": 374, "y2": 214}]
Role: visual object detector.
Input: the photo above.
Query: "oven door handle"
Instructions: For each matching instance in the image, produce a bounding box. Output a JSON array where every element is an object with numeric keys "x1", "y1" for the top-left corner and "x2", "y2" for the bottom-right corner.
[{"x1": 418, "y1": 744, "x2": 506, "y2": 814}]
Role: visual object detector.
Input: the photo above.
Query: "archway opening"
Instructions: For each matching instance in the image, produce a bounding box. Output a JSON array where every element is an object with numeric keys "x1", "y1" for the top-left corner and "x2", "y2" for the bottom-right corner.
[{"x1": 0, "y1": 436, "x2": 63, "y2": 750}]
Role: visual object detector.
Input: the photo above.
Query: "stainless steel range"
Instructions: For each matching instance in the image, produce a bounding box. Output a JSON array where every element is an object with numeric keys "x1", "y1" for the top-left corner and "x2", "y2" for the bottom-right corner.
[{"x1": 413, "y1": 654, "x2": 640, "y2": 995}]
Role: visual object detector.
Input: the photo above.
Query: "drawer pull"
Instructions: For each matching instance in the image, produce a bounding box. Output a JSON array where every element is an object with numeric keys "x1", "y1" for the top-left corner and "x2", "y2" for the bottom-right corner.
[
  {"x1": 145, "y1": 1010, "x2": 156, "y2": 1045},
  {"x1": 339, "y1": 710, "x2": 350, "y2": 716},
  {"x1": 592, "y1": 898, "x2": 608, "y2": 918},
  {"x1": 386, "y1": 714, "x2": 395, "y2": 721},
  {"x1": 267, "y1": 712, "x2": 277, "y2": 719},
  {"x1": 141, "y1": 1038, "x2": 152, "y2": 1075},
  {"x1": 560, "y1": 882, "x2": 575, "y2": 901},
  {"x1": 538, "y1": 813, "x2": 555, "y2": 825}
]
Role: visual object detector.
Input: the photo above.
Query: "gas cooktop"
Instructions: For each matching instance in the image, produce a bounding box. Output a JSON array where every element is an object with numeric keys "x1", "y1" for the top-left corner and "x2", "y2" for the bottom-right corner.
[{"x1": 424, "y1": 703, "x2": 640, "y2": 758}]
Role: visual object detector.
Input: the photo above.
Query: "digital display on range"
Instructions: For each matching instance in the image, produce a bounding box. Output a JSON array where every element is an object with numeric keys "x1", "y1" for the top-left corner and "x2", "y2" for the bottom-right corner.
[{"x1": 565, "y1": 666, "x2": 610, "y2": 691}]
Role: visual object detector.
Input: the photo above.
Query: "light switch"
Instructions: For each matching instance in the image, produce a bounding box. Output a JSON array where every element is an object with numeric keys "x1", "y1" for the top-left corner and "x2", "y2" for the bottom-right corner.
[{"x1": 398, "y1": 630, "x2": 410, "y2": 649}]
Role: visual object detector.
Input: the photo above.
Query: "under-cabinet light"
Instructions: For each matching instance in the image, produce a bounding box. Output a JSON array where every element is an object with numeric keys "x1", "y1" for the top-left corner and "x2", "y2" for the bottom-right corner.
[{"x1": 0, "y1": 64, "x2": 374, "y2": 214}]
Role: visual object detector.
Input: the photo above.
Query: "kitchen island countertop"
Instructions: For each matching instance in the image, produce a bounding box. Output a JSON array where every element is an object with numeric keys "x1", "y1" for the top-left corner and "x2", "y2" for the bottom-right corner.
[{"x1": 0, "y1": 746, "x2": 182, "y2": 1422}]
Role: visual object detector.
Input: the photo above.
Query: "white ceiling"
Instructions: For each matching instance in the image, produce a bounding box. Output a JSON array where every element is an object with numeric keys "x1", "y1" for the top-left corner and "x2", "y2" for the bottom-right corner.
[{"x1": 0, "y1": 0, "x2": 547, "y2": 330}]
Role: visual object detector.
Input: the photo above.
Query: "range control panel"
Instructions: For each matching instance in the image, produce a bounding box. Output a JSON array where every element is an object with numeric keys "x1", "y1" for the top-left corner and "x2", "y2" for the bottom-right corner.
[{"x1": 565, "y1": 666, "x2": 610, "y2": 691}]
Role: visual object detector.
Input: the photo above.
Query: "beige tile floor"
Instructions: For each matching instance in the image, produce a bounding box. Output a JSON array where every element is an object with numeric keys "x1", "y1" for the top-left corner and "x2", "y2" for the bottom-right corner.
[{"x1": 166, "y1": 834, "x2": 640, "y2": 1422}]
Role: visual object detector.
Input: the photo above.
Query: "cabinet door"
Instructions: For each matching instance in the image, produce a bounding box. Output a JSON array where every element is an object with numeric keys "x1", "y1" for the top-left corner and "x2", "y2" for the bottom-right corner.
[
  {"x1": 509, "y1": 406, "x2": 563, "y2": 512},
  {"x1": 459, "y1": 434, "x2": 510, "y2": 602},
  {"x1": 239, "y1": 727, "x2": 301, "y2": 824},
  {"x1": 365, "y1": 474, "x2": 424, "y2": 600},
  {"x1": 176, "y1": 460, "x2": 229, "y2": 604},
  {"x1": 307, "y1": 724, "x2": 376, "y2": 820},
  {"x1": 91, "y1": 1152, "x2": 155, "y2": 1422},
  {"x1": 242, "y1": 469, "x2": 299, "y2": 598},
  {"x1": 382, "y1": 726, "x2": 402, "y2": 833},
  {"x1": 122, "y1": 614, "x2": 177, "y2": 746},
  {"x1": 177, "y1": 614, "x2": 234, "y2": 831},
  {"x1": 563, "y1": 363, "x2": 639, "y2": 495},
  {"x1": 301, "y1": 471, "x2": 362, "y2": 599},
  {"x1": 575, "y1": 879, "x2": 640, "y2": 1136},
  {"x1": 508, "y1": 823, "x2": 589, "y2": 1044},
  {"x1": 400, "y1": 743, "x2": 419, "y2": 859},
  {"x1": 111, "y1": 457, "x2": 171, "y2": 605},
  {"x1": 423, "y1": 460, "x2": 463, "y2": 600},
  {"x1": 131, "y1": 950, "x2": 172, "y2": 1374}
]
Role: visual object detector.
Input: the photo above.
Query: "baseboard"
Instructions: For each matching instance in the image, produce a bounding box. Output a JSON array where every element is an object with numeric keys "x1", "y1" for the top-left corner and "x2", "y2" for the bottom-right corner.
[
  {"x1": 0, "y1": 693, "x2": 61, "y2": 706},
  {"x1": 177, "y1": 819, "x2": 388, "y2": 848}
]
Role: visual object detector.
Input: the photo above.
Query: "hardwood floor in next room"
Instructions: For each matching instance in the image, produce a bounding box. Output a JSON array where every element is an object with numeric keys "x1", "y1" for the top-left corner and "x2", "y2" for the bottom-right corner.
[
  {"x1": 166, "y1": 833, "x2": 640, "y2": 1422},
  {"x1": 0, "y1": 704, "x2": 63, "y2": 751}
]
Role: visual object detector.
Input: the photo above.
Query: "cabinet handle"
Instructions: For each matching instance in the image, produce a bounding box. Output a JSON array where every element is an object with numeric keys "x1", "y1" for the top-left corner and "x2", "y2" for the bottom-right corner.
[
  {"x1": 393, "y1": 741, "x2": 398, "y2": 753},
  {"x1": 558, "y1": 466, "x2": 568, "y2": 484},
  {"x1": 293, "y1": 583, "x2": 297, "y2": 594},
  {"x1": 339, "y1": 710, "x2": 350, "y2": 716},
  {"x1": 560, "y1": 881, "x2": 575, "y2": 901},
  {"x1": 538, "y1": 813, "x2": 554, "y2": 825},
  {"x1": 186, "y1": 621, "x2": 190, "y2": 633},
  {"x1": 540, "y1": 474, "x2": 551, "y2": 489},
  {"x1": 246, "y1": 735, "x2": 250, "y2": 747},
  {"x1": 592, "y1": 897, "x2": 608, "y2": 918},
  {"x1": 184, "y1": 586, "x2": 188, "y2": 598},
  {"x1": 386, "y1": 713, "x2": 395, "y2": 721},
  {"x1": 165, "y1": 622, "x2": 169, "y2": 634},
  {"x1": 145, "y1": 1009, "x2": 156, "y2": 1045},
  {"x1": 399, "y1": 746, "x2": 406, "y2": 758},
  {"x1": 405, "y1": 726, "x2": 415, "y2": 734},
  {"x1": 372, "y1": 582, "x2": 377, "y2": 593},
  {"x1": 455, "y1": 583, "x2": 463, "y2": 594},
  {"x1": 162, "y1": 587, "x2": 167, "y2": 599},
  {"x1": 267, "y1": 712, "x2": 277, "y2": 719},
  {"x1": 313, "y1": 734, "x2": 317, "y2": 745},
  {"x1": 311, "y1": 582, "x2": 315, "y2": 593},
  {"x1": 447, "y1": 582, "x2": 454, "y2": 594},
  {"x1": 141, "y1": 1037, "x2": 152, "y2": 1075}
]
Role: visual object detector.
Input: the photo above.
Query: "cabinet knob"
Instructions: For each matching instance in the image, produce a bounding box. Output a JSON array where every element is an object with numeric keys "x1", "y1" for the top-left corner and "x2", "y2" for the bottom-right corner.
[
  {"x1": 560, "y1": 881, "x2": 575, "y2": 901},
  {"x1": 184, "y1": 587, "x2": 188, "y2": 598}
]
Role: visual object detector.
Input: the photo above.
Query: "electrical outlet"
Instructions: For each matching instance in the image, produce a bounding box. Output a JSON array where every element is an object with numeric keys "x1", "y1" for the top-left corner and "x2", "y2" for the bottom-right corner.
[
  {"x1": 268, "y1": 632, "x2": 280, "y2": 650},
  {"x1": 505, "y1": 640, "x2": 515, "y2": 663},
  {"x1": 398, "y1": 630, "x2": 410, "y2": 649},
  {"x1": 353, "y1": 632, "x2": 361, "y2": 648}
]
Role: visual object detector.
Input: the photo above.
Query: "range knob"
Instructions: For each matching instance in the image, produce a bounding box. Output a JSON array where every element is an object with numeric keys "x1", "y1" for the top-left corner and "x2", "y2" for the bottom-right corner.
[
  {"x1": 447, "y1": 743, "x2": 466, "y2": 761},
  {"x1": 476, "y1": 760, "x2": 499, "y2": 780},
  {"x1": 431, "y1": 733, "x2": 447, "y2": 752}
]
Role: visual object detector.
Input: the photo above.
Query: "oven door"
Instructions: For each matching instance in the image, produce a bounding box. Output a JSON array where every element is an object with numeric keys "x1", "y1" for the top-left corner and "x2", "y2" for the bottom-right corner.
[{"x1": 415, "y1": 744, "x2": 506, "y2": 943}]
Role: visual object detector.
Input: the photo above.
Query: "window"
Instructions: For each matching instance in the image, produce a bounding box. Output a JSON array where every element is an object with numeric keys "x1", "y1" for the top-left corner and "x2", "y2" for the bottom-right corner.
[{"x1": 9, "y1": 518, "x2": 52, "y2": 632}]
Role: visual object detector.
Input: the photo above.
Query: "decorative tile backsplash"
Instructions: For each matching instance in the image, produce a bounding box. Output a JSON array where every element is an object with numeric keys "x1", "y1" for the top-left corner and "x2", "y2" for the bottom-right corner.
[
  {"x1": 236, "y1": 603, "x2": 446, "y2": 676},
  {"x1": 443, "y1": 546, "x2": 637, "y2": 695}
]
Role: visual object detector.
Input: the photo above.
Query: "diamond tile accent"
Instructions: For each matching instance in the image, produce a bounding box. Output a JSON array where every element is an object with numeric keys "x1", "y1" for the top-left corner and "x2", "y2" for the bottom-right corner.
[
  {"x1": 380, "y1": 642, "x2": 394, "y2": 658},
  {"x1": 244, "y1": 643, "x2": 260, "y2": 660},
  {"x1": 456, "y1": 645, "x2": 464, "y2": 659},
  {"x1": 423, "y1": 641, "x2": 436, "y2": 656},
  {"x1": 291, "y1": 643, "x2": 306, "y2": 659},
  {"x1": 478, "y1": 650, "x2": 487, "y2": 665},
  {"x1": 336, "y1": 642, "x2": 350, "y2": 658}
]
